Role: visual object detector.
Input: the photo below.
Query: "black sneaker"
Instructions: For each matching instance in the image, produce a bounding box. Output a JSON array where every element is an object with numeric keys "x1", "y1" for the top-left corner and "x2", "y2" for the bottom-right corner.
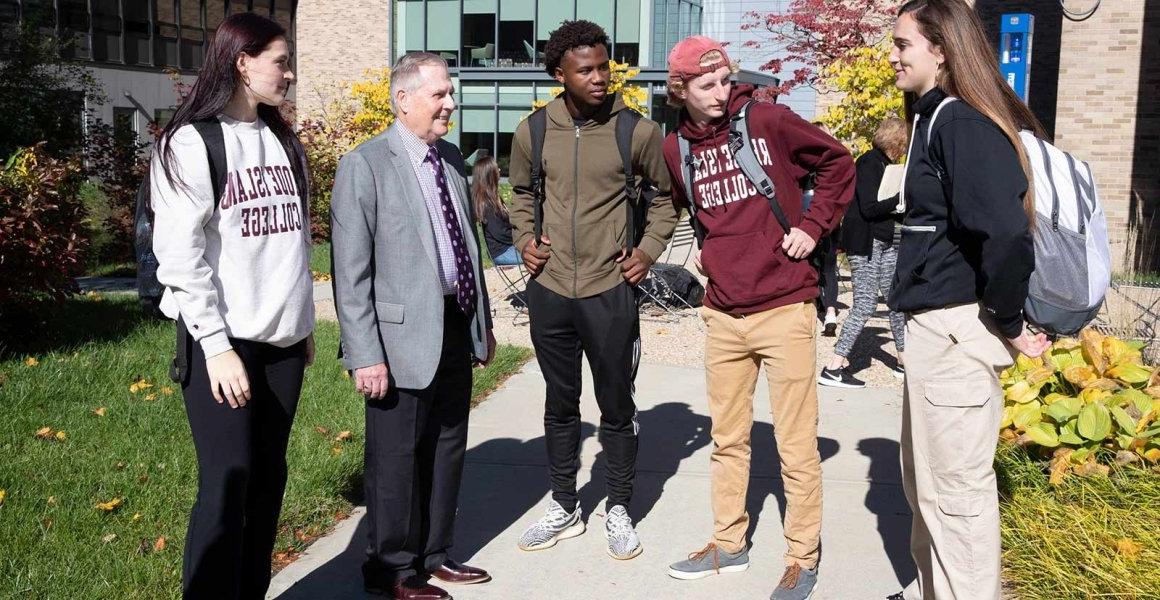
[
  {"x1": 818, "y1": 367, "x2": 866, "y2": 388},
  {"x1": 822, "y1": 314, "x2": 838, "y2": 337},
  {"x1": 888, "y1": 363, "x2": 905, "y2": 380}
]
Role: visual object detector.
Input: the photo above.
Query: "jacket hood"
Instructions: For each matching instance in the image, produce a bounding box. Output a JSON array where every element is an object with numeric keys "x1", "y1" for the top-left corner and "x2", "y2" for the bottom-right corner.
[
  {"x1": 545, "y1": 91, "x2": 629, "y2": 129},
  {"x1": 677, "y1": 83, "x2": 758, "y2": 142}
]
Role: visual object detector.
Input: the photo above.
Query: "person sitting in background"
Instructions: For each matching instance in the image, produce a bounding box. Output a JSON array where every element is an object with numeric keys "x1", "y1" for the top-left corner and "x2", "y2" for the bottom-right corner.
[
  {"x1": 819, "y1": 117, "x2": 910, "y2": 388},
  {"x1": 472, "y1": 155, "x2": 520, "y2": 265}
]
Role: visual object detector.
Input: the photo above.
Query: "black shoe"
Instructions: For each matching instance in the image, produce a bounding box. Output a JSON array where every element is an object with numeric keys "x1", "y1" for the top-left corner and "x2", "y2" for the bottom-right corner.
[
  {"x1": 818, "y1": 367, "x2": 866, "y2": 388},
  {"x1": 822, "y1": 320, "x2": 837, "y2": 337},
  {"x1": 886, "y1": 593, "x2": 904, "y2": 600},
  {"x1": 888, "y1": 363, "x2": 905, "y2": 380}
]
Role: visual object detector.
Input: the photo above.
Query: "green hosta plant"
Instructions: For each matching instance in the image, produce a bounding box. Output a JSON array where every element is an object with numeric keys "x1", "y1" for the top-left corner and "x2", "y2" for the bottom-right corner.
[{"x1": 999, "y1": 328, "x2": 1160, "y2": 484}]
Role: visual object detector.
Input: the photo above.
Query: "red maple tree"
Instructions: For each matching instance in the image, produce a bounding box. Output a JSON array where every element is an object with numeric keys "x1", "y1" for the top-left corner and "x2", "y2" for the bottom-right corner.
[{"x1": 742, "y1": 0, "x2": 901, "y2": 98}]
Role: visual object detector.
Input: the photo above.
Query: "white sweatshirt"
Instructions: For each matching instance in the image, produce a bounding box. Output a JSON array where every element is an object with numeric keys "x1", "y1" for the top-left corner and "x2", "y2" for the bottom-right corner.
[{"x1": 150, "y1": 115, "x2": 314, "y2": 358}]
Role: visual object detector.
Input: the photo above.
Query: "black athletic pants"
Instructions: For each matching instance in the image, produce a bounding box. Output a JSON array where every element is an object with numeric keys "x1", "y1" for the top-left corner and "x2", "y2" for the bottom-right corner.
[
  {"x1": 817, "y1": 235, "x2": 840, "y2": 312},
  {"x1": 363, "y1": 297, "x2": 472, "y2": 583},
  {"x1": 181, "y1": 334, "x2": 307, "y2": 600},
  {"x1": 527, "y1": 279, "x2": 641, "y2": 513}
]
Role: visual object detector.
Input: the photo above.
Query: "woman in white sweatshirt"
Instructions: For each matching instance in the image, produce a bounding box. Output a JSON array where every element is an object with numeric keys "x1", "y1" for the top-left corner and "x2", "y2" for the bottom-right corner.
[{"x1": 150, "y1": 12, "x2": 314, "y2": 599}]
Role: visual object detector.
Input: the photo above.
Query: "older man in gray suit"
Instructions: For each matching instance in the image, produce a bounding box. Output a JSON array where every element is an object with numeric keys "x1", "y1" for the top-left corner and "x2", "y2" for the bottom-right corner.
[{"x1": 331, "y1": 52, "x2": 495, "y2": 600}]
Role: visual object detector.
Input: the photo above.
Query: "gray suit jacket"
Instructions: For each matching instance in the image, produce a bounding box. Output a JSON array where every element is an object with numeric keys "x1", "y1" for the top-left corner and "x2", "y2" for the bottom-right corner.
[{"x1": 331, "y1": 123, "x2": 492, "y2": 390}]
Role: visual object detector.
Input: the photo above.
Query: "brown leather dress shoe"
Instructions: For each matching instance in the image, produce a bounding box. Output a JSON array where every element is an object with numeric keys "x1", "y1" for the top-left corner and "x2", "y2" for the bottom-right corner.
[
  {"x1": 429, "y1": 559, "x2": 491, "y2": 585},
  {"x1": 391, "y1": 576, "x2": 452, "y2": 600}
]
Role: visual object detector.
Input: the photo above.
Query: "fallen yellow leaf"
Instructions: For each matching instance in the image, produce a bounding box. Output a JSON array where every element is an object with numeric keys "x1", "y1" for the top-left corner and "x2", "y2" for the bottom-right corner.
[
  {"x1": 335, "y1": 431, "x2": 353, "y2": 442},
  {"x1": 131, "y1": 513, "x2": 141, "y2": 522},
  {"x1": 331, "y1": 446, "x2": 343, "y2": 456},
  {"x1": 144, "y1": 393, "x2": 156, "y2": 401},
  {"x1": 94, "y1": 407, "x2": 107, "y2": 417},
  {"x1": 1114, "y1": 538, "x2": 1142, "y2": 559},
  {"x1": 314, "y1": 426, "x2": 330, "y2": 435},
  {"x1": 95, "y1": 497, "x2": 123, "y2": 512},
  {"x1": 129, "y1": 379, "x2": 153, "y2": 394},
  {"x1": 47, "y1": 496, "x2": 57, "y2": 506},
  {"x1": 101, "y1": 533, "x2": 117, "y2": 543},
  {"x1": 160, "y1": 387, "x2": 173, "y2": 396},
  {"x1": 0, "y1": 489, "x2": 6, "y2": 505},
  {"x1": 153, "y1": 536, "x2": 167, "y2": 552},
  {"x1": 34, "y1": 427, "x2": 53, "y2": 440},
  {"x1": 25, "y1": 357, "x2": 39, "y2": 367},
  {"x1": 54, "y1": 431, "x2": 66, "y2": 441}
]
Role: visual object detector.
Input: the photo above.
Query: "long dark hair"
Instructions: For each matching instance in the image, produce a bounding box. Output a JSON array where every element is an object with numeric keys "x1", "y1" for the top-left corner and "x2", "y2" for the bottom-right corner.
[
  {"x1": 156, "y1": 12, "x2": 301, "y2": 191},
  {"x1": 471, "y1": 155, "x2": 504, "y2": 222},
  {"x1": 898, "y1": 0, "x2": 1045, "y2": 224}
]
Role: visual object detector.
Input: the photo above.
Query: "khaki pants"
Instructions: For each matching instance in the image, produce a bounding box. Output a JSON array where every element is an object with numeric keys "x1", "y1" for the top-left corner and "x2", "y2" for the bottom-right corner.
[
  {"x1": 702, "y1": 301, "x2": 821, "y2": 569},
  {"x1": 900, "y1": 303, "x2": 1014, "y2": 600}
]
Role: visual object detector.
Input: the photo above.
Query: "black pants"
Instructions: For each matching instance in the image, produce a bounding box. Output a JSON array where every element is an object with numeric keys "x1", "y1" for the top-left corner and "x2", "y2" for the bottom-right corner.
[
  {"x1": 364, "y1": 298, "x2": 472, "y2": 583},
  {"x1": 817, "y1": 235, "x2": 840, "y2": 312},
  {"x1": 527, "y1": 279, "x2": 640, "y2": 513},
  {"x1": 181, "y1": 335, "x2": 307, "y2": 600}
]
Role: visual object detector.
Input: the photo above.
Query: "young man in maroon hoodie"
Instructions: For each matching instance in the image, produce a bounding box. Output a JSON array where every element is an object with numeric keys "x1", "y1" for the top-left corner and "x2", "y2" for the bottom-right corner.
[{"x1": 660, "y1": 37, "x2": 854, "y2": 600}]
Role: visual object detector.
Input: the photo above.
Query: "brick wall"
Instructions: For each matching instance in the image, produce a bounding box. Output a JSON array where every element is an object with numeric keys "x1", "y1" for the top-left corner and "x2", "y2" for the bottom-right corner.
[{"x1": 294, "y1": 0, "x2": 392, "y2": 118}]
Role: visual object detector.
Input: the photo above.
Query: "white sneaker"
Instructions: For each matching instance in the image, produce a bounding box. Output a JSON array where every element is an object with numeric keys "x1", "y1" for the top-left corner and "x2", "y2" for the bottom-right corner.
[
  {"x1": 604, "y1": 504, "x2": 642, "y2": 560},
  {"x1": 517, "y1": 500, "x2": 584, "y2": 551}
]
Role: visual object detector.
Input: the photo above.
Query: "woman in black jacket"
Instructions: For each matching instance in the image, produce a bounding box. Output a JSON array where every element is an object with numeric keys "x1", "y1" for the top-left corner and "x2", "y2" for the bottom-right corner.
[
  {"x1": 819, "y1": 118, "x2": 909, "y2": 388},
  {"x1": 885, "y1": 1, "x2": 1049, "y2": 599},
  {"x1": 471, "y1": 155, "x2": 520, "y2": 265}
]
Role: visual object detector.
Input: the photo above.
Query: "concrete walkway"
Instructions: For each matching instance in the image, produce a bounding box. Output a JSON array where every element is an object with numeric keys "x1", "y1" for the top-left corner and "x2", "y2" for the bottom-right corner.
[{"x1": 268, "y1": 360, "x2": 912, "y2": 600}]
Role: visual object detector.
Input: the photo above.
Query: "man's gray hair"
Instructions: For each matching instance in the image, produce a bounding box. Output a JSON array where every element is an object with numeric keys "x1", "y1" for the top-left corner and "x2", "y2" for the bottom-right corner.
[{"x1": 391, "y1": 51, "x2": 449, "y2": 112}]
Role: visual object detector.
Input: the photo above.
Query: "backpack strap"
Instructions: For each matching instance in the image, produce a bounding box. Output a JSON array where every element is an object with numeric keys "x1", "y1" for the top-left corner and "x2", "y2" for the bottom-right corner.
[
  {"x1": 901, "y1": 96, "x2": 957, "y2": 215},
  {"x1": 616, "y1": 109, "x2": 642, "y2": 253},
  {"x1": 528, "y1": 108, "x2": 548, "y2": 246},
  {"x1": 676, "y1": 132, "x2": 706, "y2": 246},
  {"x1": 1033, "y1": 136, "x2": 1061, "y2": 231},
  {"x1": 728, "y1": 100, "x2": 792, "y2": 234},
  {"x1": 192, "y1": 118, "x2": 228, "y2": 206},
  {"x1": 1064, "y1": 152, "x2": 1091, "y2": 234}
]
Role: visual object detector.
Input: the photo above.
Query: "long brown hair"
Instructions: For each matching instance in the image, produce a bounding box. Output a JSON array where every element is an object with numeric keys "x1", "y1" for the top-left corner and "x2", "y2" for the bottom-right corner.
[
  {"x1": 899, "y1": 0, "x2": 1046, "y2": 224},
  {"x1": 471, "y1": 155, "x2": 503, "y2": 222}
]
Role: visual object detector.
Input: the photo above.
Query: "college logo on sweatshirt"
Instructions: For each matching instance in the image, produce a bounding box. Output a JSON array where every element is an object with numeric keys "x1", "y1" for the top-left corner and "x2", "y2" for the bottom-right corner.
[
  {"x1": 689, "y1": 138, "x2": 774, "y2": 209},
  {"x1": 219, "y1": 164, "x2": 305, "y2": 238}
]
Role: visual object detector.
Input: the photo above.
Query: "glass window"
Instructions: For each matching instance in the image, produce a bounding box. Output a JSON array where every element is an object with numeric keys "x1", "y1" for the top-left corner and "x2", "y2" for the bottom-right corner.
[
  {"x1": 207, "y1": 0, "x2": 226, "y2": 47},
  {"x1": 114, "y1": 106, "x2": 138, "y2": 148},
  {"x1": 181, "y1": 0, "x2": 205, "y2": 69},
  {"x1": 498, "y1": 83, "x2": 534, "y2": 106},
  {"x1": 155, "y1": 108, "x2": 177, "y2": 130},
  {"x1": 500, "y1": 0, "x2": 534, "y2": 67},
  {"x1": 124, "y1": 1, "x2": 151, "y2": 65},
  {"x1": 395, "y1": 0, "x2": 425, "y2": 58},
  {"x1": 617, "y1": 0, "x2": 642, "y2": 65},
  {"x1": 585, "y1": 0, "x2": 615, "y2": 39},
  {"x1": 426, "y1": 0, "x2": 459, "y2": 53},
  {"x1": 21, "y1": 0, "x2": 55, "y2": 38},
  {"x1": 91, "y1": 0, "x2": 122, "y2": 63},
  {"x1": 461, "y1": 4, "x2": 495, "y2": 69},
  {"x1": 496, "y1": 131, "x2": 515, "y2": 175},
  {"x1": 537, "y1": 2, "x2": 573, "y2": 55},
  {"x1": 460, "y1": 132, "x2": 495, "y2": 167},
  {"x1": 273, "y1": 0, "x2": 293, "y2": 36},
  {"x1": 0, "y1": 1, "x2": 18, "y2": 51},
  {"x1": 155, "y1": 0, "x2": 179, "y2": 67},
  {"x1": 229, "y1": 0, "x2": 250, "y2": 15},
  {"x1": 59, "y1": 0, "x2": 90, "y2": 60},
  {"x1": 461, "y1": 107, "x2": 495, "y2": 133},
  {"x1": 461, "y1": 82, "x2": 496, "y2": 106},
  {"x1": 535, "y1": 83, "x2": 561, "y2": 103}
]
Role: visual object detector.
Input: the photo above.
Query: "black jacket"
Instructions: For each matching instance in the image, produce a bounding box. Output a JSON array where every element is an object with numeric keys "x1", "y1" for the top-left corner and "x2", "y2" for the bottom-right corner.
[
  {"x1": 886, "y1": 88, "x2": 1034, "y2": 338},
  {"x1": 840, "y1": 147, "x2": 901, "y2": 256},
  {"x1": 480, "y1": 203, "x2": 514, "y2": 259}
]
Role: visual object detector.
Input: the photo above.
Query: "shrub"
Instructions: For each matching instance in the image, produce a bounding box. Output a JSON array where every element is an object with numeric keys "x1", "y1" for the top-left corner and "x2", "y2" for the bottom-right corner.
[
  {"x1": 999, "y1": 328, "x2": 1160, "y2": 483},
  {"x1": 83, "y1": 117, "x2": 150, "y2": 263},
  {"x1": 0, "y1": 145, "x2": 89, "y2": 315}
]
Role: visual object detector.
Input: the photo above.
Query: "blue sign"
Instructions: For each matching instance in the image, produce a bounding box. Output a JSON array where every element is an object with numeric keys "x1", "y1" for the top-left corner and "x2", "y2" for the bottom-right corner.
[{"x1": 1000, "y1": 13, "x2": 1034, "y2": 102}]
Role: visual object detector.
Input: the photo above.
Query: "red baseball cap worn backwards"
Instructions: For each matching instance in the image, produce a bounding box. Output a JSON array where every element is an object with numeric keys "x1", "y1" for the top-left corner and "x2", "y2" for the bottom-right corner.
[{"x1": 667, "y1": 35, "x2": 731, "y2": 82}]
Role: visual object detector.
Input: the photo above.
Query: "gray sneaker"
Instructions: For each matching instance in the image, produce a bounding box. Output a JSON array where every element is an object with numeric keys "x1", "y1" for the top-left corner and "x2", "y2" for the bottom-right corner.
[
  {"x1": 668, "y1": 543, "x2": 750, "y2": 580},
  {"x1": 603, "y1": 504, "x2": 642, "y2": 560},
  {"x1": 770, "y1": 564, "x2": 818, "y2": 600},
  {"x1": 517, "y1": 499, "x2": 584, "y2": 551}
]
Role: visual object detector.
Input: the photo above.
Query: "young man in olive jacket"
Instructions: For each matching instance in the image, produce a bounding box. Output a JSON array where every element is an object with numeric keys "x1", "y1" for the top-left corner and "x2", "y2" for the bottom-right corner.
[{"x1": 508, "y1": 20, "x2": 679, "y2": 561}]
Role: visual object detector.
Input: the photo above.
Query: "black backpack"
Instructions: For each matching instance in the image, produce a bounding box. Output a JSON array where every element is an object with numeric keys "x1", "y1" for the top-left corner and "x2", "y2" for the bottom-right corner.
[
  {"x1": 527, "y1": 106, "x2": 656, "y2": 253},
  {"x1": 134, "y1": 119, "x2": 228, "y2": 318},
  {"x1": 638, "y1": 263, "x2": 705, "y2": 310}
]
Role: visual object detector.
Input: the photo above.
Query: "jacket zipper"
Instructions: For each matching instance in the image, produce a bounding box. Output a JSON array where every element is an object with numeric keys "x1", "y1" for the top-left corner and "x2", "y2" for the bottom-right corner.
[{"x1": 572, "y1": 124, "x2": 580, "y2": 297}]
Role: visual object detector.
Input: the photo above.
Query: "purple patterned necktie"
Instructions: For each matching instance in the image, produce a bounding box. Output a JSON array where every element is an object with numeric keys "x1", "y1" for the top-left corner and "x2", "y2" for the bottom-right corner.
[{"x1": 426, "y1": 145, "x2": 478, "y2": 317}]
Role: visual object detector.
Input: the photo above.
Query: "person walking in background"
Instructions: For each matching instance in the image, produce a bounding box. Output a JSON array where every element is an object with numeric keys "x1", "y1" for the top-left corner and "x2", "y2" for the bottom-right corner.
[
  {"x1": 149, "y1": 12, "x2": 314, "y2": 599},
  {"x1": 885, "y1": 1, "x2": 1050, "y2": 598},
  {"x1": 331, "y1": 51, "x2": 495, "y2": 600},
  {"x1": 471, "y1": 155, "x2": 520, "y2": 265},
  {"x1": 660, "y1": 36, "x2": 854, "y2": 600},
  {"x1": 819, "y1": 118, "x2": 910, "y2": 388}
]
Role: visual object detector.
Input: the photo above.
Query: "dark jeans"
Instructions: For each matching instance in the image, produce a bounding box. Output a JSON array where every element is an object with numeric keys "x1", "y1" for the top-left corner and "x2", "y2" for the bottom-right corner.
[
  {"x1": 527, "y1": 279, "x2": 641, "y2": 513},
  {"x1": 181, "y1": 335, "x2": 307, "y2": 600},
  {"x1": 364, "y1": 297, "x2": 472, "y2": 583},
  {"x1": 817, "y1": 236, "x2": 840, "y2": 312}
]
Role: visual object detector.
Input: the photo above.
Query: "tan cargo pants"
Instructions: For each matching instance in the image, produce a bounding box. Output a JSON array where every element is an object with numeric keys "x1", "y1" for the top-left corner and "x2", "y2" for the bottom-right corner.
[
  {"x1": 702, "y1": 301, "x2": 822, "y2": 569},
  {"x1": 901, "y1": 303, "x2": 1014, "y2": 600}
]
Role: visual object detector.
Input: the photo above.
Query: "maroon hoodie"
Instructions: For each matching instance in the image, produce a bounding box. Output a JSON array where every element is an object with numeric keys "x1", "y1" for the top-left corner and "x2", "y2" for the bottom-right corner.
[{"x1": 662, "y1": 84, "x2": 855, "y2": 315}]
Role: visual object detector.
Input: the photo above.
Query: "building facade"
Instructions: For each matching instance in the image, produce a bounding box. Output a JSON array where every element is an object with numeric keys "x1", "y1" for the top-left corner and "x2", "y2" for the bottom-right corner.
[{"x1": 0, "y1": 0, "x2": 295, "y2": 143}]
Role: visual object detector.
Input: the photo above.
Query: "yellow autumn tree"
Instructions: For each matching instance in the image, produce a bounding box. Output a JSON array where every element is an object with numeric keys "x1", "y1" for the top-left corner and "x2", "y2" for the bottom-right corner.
[
  {"x1": 817, "y1": 43, "x2": 904, "y2": 156},
  {"x1": 531, "y1": 60, "x2": 648, "y2": 115}
]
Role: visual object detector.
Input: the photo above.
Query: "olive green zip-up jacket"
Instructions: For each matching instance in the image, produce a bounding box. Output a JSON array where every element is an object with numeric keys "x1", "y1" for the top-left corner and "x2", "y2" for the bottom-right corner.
[{"x1": 509, "y1": 93, "x2": 678, "y2": 299}]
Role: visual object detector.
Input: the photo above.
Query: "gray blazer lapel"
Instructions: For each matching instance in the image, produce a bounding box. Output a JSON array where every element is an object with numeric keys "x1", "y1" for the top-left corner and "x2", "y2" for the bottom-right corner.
[{"x1": 386, "y1": 125, "x2": 439, "y2": 273}]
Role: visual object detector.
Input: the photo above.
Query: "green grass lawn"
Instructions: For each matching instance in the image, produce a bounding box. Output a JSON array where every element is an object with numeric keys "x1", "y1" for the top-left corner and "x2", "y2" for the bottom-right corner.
[
  {"x1": 997, "y1": 444, "x2": 1160, "y2": 599},
  {"x1": 0, "y1": 295, "x2": 531, "y2": 599}
]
